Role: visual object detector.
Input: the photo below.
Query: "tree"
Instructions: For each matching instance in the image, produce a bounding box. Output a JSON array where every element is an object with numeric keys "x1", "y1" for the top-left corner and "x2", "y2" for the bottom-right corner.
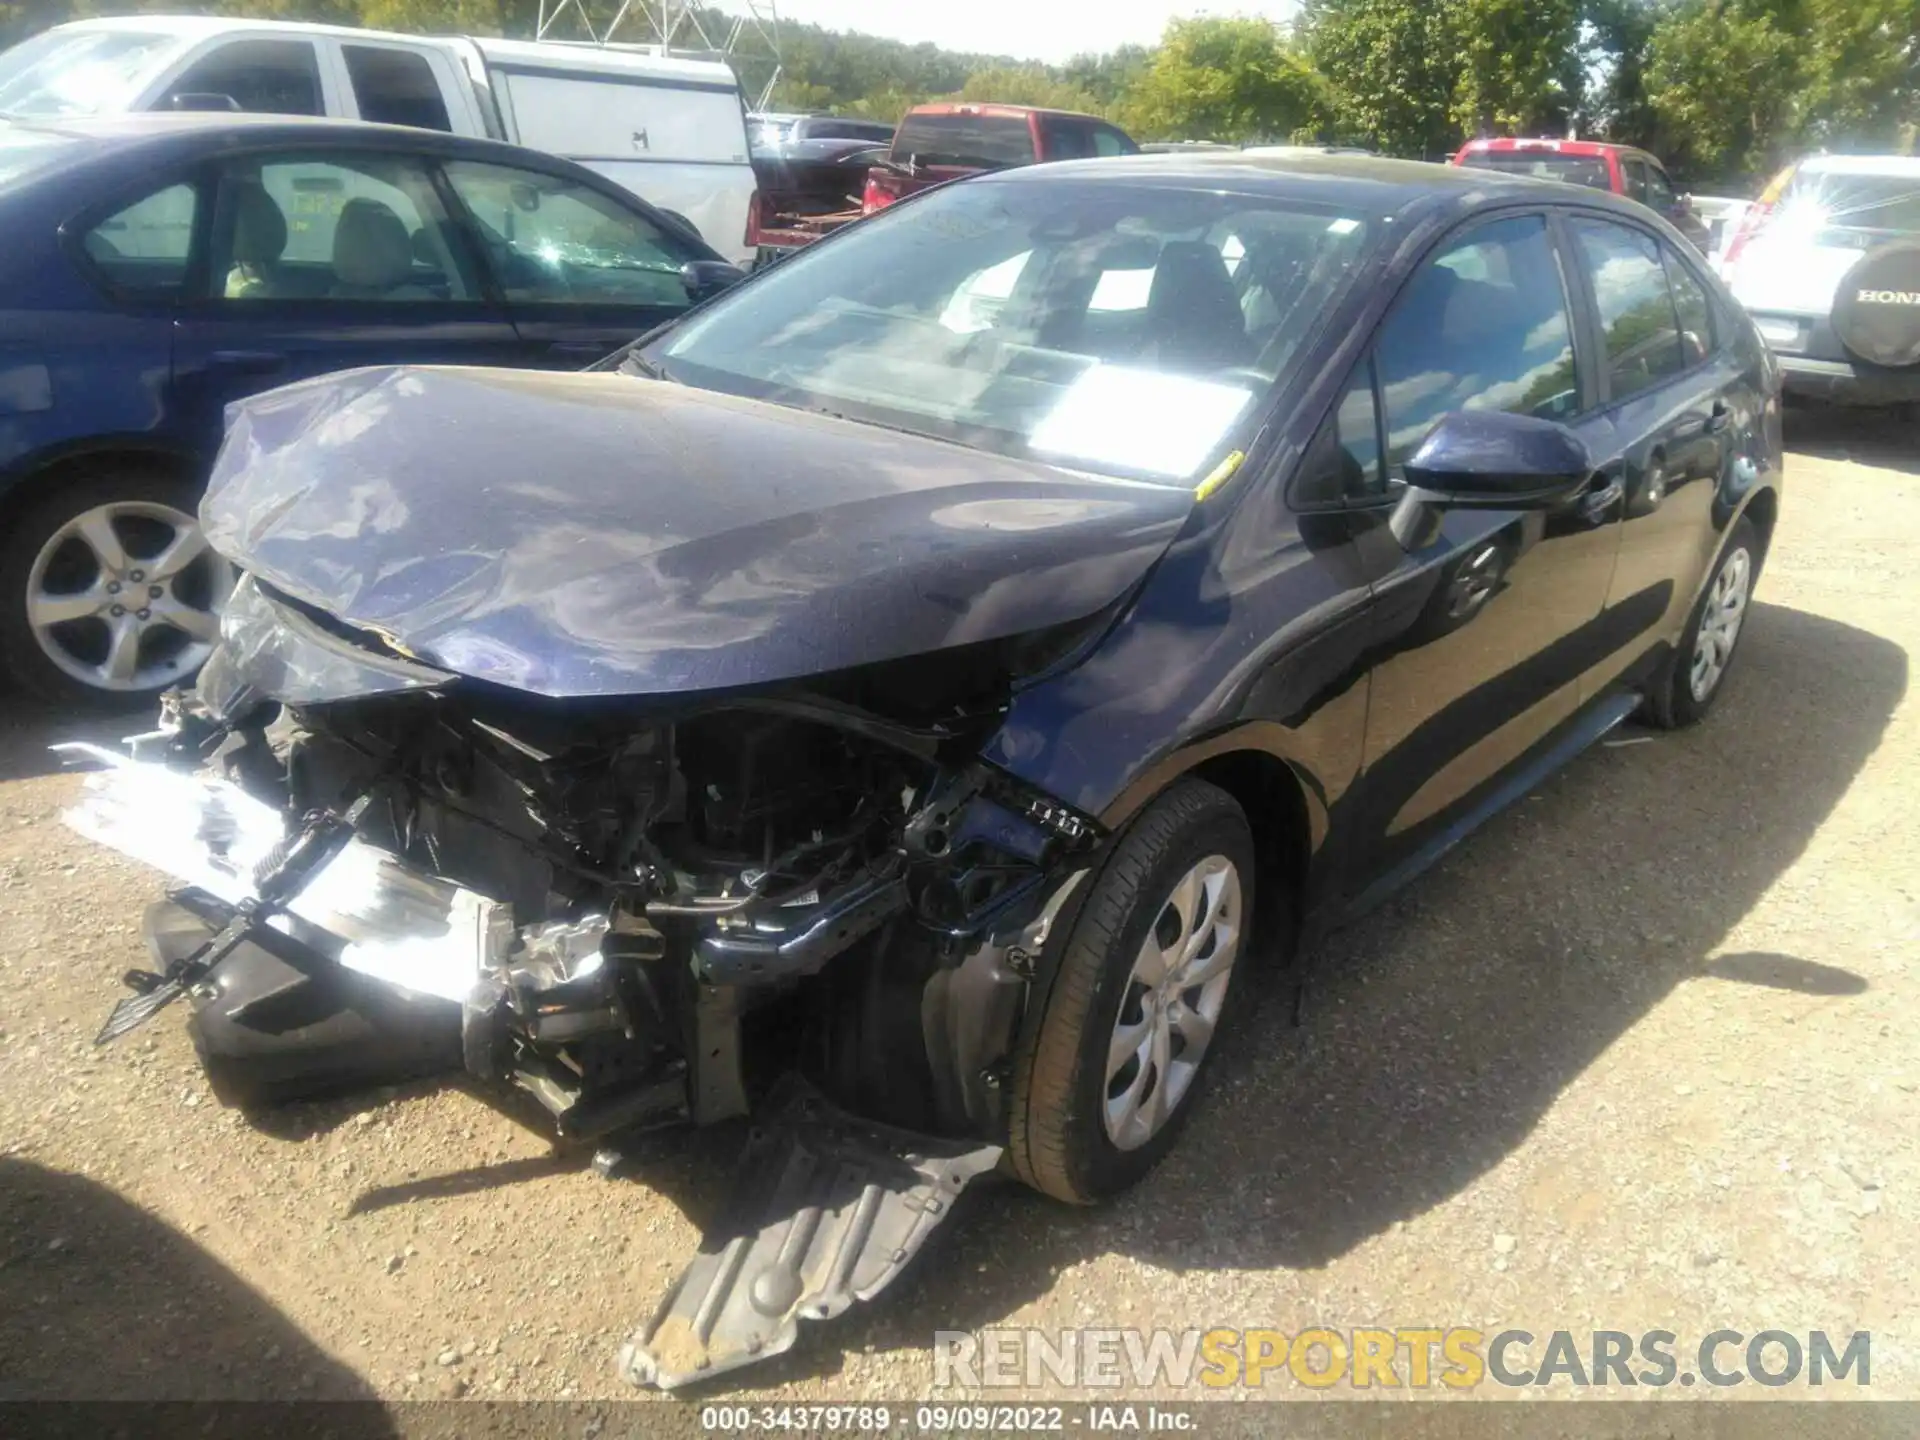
[
  {"x1": 1582, "y1": 0, "x2": 1670, "y2": 147},
  {"x1": 1449, "y1": 0, "x2": 1582, "y2": 138},
  {"x1": 1798, "y1": 0, "x2": 1920, "y2": 152},
  {"x1": 957, "y1": 66, "x2": 1105, "y2": 115},
  {"x1": 1124, "y1": 16, "x2": 1327, "y2": 143},
  {"x1": 1645, "y1": 0, "x2": 1803, "y2": 181},
  {"x1": 1300, "y1": 0, "x2": 1462, "y2": 156}
]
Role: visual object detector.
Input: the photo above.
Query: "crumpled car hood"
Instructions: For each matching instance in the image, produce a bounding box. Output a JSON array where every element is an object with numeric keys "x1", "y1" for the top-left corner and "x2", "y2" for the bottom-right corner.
[{"x1": 201, "y1": 366, "x2": 1195, "y2": 699}]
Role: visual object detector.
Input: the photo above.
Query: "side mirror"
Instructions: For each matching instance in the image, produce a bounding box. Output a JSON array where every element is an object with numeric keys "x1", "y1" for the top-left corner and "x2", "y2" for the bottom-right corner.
[
  {"x1": 1402, "y1": 410, "x2": 1592, "y2": 509},
  {"x1": 680, "y1": 259, "x2": 747, "y2": 300}
]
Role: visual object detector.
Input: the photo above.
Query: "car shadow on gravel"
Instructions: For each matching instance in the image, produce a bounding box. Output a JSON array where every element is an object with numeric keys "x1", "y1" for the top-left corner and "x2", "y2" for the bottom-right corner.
[
  {"x1": 1784, "y1": 401, "x2": 1920, "y2": 476},
  {"x1": 764, "y1": 599, "x2": 1906, "y2": 1381},
  {"x1": 0, "y1": 1157, "x2": 390, "y2": 1412}
]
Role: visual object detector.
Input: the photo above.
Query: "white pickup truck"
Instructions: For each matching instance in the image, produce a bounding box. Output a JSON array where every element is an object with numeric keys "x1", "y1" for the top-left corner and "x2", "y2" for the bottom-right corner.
[{"x1": 0, "y1": 15, "x2": 757, "y2": 266}]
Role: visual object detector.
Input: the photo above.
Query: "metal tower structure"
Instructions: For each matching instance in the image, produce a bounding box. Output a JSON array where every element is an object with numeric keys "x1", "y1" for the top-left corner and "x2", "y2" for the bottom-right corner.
[{"x1": 534, "y1": 2, "x2": 785, "y2": 110}]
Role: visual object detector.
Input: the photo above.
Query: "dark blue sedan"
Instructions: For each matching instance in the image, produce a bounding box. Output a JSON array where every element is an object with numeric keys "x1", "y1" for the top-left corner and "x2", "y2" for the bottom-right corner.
[
  {"x1": 0, "y1": 113, "x2": 738, "y2": 704},
  {"x1": 66, "y1": 152, "x2": 1783, "y2": 1389}
]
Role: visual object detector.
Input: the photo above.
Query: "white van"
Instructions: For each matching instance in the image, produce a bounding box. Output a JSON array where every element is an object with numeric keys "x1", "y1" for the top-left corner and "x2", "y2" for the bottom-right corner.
[{"x1": 0, "y1": 16, "x2": 756, "y2": 265}]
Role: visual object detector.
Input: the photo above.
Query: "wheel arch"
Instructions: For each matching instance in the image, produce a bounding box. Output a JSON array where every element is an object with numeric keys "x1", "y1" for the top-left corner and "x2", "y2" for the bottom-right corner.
[
  {"x1": 1101, "y1": 731, "x2": 1323, "y2": 976},
  {"x1": 0, "y1": 436, "x2": 201, "y2": 514},
  {"x1": 1740, "y1": 484, "x2": 1780, "y2": 562}
]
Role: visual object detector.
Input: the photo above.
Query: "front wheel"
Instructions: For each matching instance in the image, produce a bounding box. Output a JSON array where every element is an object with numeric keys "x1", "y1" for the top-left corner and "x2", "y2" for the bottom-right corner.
[
  {"x1": 0, "y1": 466, "x2": 230, "y2": 707},
  {"x1": 1007, "y1": 779, "x2": 1257, "y2": 1204}
]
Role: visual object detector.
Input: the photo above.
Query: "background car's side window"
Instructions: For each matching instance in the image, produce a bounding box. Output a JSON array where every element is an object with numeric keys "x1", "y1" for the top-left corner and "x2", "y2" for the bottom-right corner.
[
  {"x1": 1664, "y1": 246, "x2": 1715, "y2": 366},
  {"x1": 1644, "y1": 164, "x2": 1677, "y2": 213},
  {"x1": 162, "y1": 40, "x2": 323, "y2": 116},
  {"x1": 1570, "y1": 217, "x2": 1686, "y2": 402},
  {"x1": 80, "y1": 182, "x2": 200, "y2": 298},
  {"x1": 343, "y1": 46, "x2": 453, "y2": 132},
  {"x1": 1623, "y1": 158, "x2": 1650, "y2": 204},
  {"x1": 1374, "y1": 214, "x2": 1579, "y2": 471},
  {"x1": 442, "y1": 160, "x2": 697, "y2": 309},
  {"x1": 211, "y1": 153, "x2": 475, "y2": 303}
]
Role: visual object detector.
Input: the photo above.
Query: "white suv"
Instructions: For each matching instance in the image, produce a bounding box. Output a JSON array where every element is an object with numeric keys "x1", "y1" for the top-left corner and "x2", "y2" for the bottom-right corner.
[{"x1": 1718, "y1": 154, "x2": 1920, "y2": 405}]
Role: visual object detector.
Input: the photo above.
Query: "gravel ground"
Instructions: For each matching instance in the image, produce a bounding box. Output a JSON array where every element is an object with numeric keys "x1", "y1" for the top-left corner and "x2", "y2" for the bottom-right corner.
[{"x1": 1, "y1": 406, "x2": 1915, "y2": 1411}]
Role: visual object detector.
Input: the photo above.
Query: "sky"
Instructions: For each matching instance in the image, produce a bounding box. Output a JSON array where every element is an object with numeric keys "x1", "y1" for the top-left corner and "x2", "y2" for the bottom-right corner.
[{"x1": 771, "y1": 2, "x2": 1302, "y2": 65}]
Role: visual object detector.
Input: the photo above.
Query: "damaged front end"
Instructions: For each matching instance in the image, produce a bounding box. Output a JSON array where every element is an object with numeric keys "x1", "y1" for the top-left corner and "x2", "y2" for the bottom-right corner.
[{"x1": 64, "y1": 570, "x2": 1103, "y2": 1386}]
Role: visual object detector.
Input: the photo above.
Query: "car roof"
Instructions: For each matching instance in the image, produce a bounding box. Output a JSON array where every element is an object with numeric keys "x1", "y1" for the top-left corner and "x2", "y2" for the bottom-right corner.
[
  {"x1": 998, "y1": 148, "x2": 1630, "y2": 221},
  {"x1": 0, "y1": 113, "x2": 698, "y2": 223},
  {"x1": 3, "y1": 111, "x2": 532, "y2": 161},
  {"x1": 48, "y1": 13, "x2": 447, "y2": 44},
  {"x1": 1459, "y1": 137, "x2": 1638, "y2": 159},
  {"x1": 1797, "y1": 153, "x2": 1920, "y2": 178},
  {"x1": 904, "y1": 103, "x2": 1102, "y2": 122}
]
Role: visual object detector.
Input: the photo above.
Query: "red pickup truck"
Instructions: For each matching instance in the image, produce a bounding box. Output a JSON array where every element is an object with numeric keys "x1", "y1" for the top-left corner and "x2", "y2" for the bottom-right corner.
[{"x1": 749, "y1": 103, "x2": 1139, "y2": 264}]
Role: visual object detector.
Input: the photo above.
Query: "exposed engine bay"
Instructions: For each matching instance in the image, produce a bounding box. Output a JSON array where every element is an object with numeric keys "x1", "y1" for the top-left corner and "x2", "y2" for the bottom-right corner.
[{"x1": 61, "y1": 573, "x2": 1104, "y2": 1387}]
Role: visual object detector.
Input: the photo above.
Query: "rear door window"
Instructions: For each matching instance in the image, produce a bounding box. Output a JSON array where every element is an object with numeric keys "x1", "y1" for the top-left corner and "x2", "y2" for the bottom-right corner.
[
  {"x1": 1664, "y1": 246, "x2": 1716, "y2": 365},
  {"x1": 212, "y1": 152, "x2": 475, "y2": 302},
  {"x1": 892, "y1": 113, "x2": 1035, "y2": 167},
  {"x1": 79, "y1": 181, "x2": 201, "y2": 298},
  {"x1": 1375, "y1": 214, "x2": 1581, "y2": 467},
  {"x1": 343, "y1": 45, "x2": 453, "y2": 132},
  {"x1": 162, "y1": 39, "x2": 323, "y2": 116},
  {"x1": 1571, "y1": 217, "x2": 1687, "y2": 401}
]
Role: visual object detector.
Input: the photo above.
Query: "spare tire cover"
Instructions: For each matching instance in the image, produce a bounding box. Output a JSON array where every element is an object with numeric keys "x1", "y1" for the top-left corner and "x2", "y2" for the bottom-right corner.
[{"x1": 1833, "y1": 242, "x2": 1920, "y2": 368}]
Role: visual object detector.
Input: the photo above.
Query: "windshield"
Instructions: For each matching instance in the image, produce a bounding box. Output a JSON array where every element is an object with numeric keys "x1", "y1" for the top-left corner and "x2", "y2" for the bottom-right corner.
[
  {"x1": 0, "y1": 28, "x2": 180, "y2": 117},
  {"x1": 649, "y1": 177, "x2": 1374, "y2": 482},
  {"x1": 1460, "y1": 151, "x2": 1612, "y2": 191},
  {"x1": 1783, "y1": 169, "x2": 1920, "y2": 238}
]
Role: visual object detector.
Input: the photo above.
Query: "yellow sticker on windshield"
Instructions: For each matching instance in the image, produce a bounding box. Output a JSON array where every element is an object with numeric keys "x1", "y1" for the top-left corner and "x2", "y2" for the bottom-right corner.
[{"x1": 1194, "y1": 450, "x2": 1245, "y2": 501}]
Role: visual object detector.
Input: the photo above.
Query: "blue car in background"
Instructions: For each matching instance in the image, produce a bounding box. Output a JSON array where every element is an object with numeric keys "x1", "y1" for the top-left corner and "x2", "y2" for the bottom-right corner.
[{"x1": 0, "y1": 113, "x2": 741, "y2": 705}]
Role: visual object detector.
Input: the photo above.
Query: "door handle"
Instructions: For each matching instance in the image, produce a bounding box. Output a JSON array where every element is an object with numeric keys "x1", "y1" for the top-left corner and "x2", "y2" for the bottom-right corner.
[
  {"x1": 1706, "y1": 401, "x2": 1731, "y2": 434},
  {"x1": 209, "y1": 349, "x2": 287, "y2": 375}
]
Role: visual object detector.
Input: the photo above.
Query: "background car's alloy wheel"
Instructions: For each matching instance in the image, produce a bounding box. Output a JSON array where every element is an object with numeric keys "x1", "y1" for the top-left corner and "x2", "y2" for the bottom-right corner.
[
  {"x1": 1643, "y1": 516, "x2": 1761, "y2": 730},
  {"x1": 1009, "y1": 778, "x2": 1259, "y2": 1204},
  {"x1": 0, "y1": 468, "x2": 229, "y2": 707}
]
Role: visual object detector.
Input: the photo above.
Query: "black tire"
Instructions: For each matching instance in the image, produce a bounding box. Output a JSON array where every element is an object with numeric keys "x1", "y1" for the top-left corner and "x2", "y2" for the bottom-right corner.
[
  {"x1": 1642, "y1": 517, "x2": 1761, "y2": 730},
  {"x1": 1007, "y1": 779, "x2": 1258, "y2": 1204},
  {"x1": 0, "y1": 463, "x2": 208, "y2": 709}
]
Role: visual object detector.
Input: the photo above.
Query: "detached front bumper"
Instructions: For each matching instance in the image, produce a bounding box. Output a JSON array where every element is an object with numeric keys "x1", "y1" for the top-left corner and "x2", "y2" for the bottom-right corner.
[{"x1": 60, "y1": 745, "x2": 508, "y2": 1103}]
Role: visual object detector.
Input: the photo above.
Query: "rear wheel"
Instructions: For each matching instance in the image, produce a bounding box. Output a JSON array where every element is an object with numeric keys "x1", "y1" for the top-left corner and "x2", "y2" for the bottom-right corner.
[
  {"x1": 0, "y1": 465, "x2": 230, "y2": 707},
  {"x1": 1007, "y1": 779, "x2": 1257, "y2": 1204},
  {"x1": 1643, "y1": 517, "x2": 1759, "y2": 729}
]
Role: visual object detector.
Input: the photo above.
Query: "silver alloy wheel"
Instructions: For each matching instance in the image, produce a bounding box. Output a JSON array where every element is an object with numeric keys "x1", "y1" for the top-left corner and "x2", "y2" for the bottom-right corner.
[
  {"x1": 1689, "y1": 544, "x2": 1752, "y2": 703},
  {"x1": 24, "y1": 501, "x2": 231, "y2": 693},
  {"x1": 1103, "y1": 853, "x2": 1243, "y2": 1151}
]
